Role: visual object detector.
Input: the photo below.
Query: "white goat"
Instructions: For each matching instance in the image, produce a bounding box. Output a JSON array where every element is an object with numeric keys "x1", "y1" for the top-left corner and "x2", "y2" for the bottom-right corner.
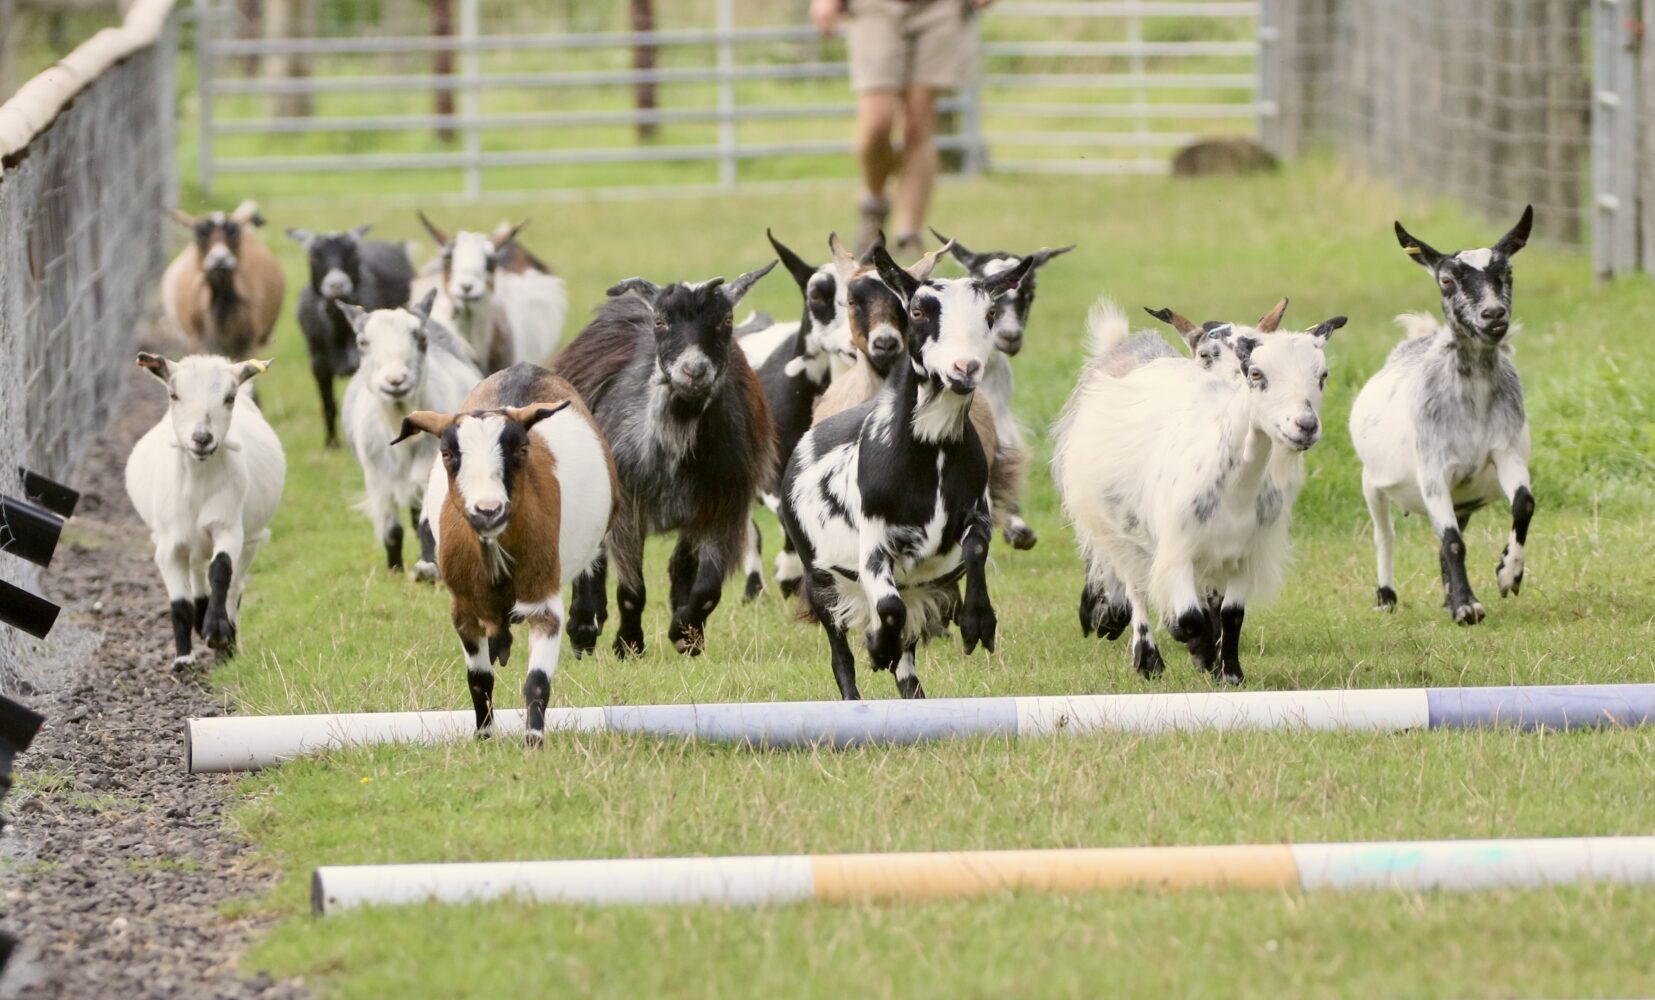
[
  {"x1": 1054, "y1": 300, "x2": 1341, "y2": 683},
  {"x1": 412, "y1": 216, "x2": 567, "y2": 372},
  {"x1": 339, "y1": 290, "x2": 484, "y2": 580},
  {"x1": 125, "y1": 353, "x2": 285, "y2": 667}
]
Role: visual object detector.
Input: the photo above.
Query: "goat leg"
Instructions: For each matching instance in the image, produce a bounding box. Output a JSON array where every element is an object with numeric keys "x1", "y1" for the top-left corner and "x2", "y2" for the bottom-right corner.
[
  {"x1": 668, "y1": 551, "x2": 724, "y2": 657},
  {"x1": 957, "y1": 514, "x2": 996, "y2": 655},
  {"x1": 201, "y1": 551, "x2": 237, "y2": 654}
]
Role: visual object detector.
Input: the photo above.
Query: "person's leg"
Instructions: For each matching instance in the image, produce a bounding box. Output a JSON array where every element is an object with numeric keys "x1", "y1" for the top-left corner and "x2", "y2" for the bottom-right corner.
[
  {"x1": 845, "y1": 0, "x2": 908, "y2": 252},
  {"x1": 892, "y1": 86, "x2": 939, "y2": 249},
  {"x1": 856, "y1": 90, "x2": 901, "y2": 207}
]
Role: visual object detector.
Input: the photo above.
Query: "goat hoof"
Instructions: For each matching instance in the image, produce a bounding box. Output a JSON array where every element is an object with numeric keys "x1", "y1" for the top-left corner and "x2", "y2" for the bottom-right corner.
[
  {"x1": 1497, "y1": 547, "x2": 1525, "y2": 597},
  {"x1": 1375, "y1": 586, "x2": 1398, "y2": 611},
  {"x1": 1217, "y1": 669, "x2": 1244, "y2": 687},
  {"x1": 613, "y1": 634, "x2": 645, "y2": 659},
  {"x1": 171, "y1": 653, "x2": 196, "y2": 669},
  {"x1": 1167, "y1": 607, "x2": 1207, "y2": 644},
  {"x1": 1452, "y1": 600, "x2": 1486, "y2": 626},
  {"x1": 473, "y1": 723, "x2": 495, "y2": 742},
  {"x1": 1004, "y1": 523, "x2": 1037, "y2": 551},
  {"x1": 204, "y1": 616, "x2": 235, "y2": 652},
  {"x1": 779, "y1": 578, "x2": 800, "y2": 599},
  {"x1": 411, "y1": 560, "x2": 440, "y2": 584},
  {"x1": 1132, "y1": 644, "x2": 1165, "y2": 679},
  {"x1": 667, "y1": 619, "x2": 705, "y2": 656},
  {"x1": 523, "y1": 730, "x2": 544, "y2": 749},
  {"x1": 743, "y1": 572, "x2": 765, "y2": 602},
  {"x1": 897, "y1": 677, "x2": 926, "y2": 699}
]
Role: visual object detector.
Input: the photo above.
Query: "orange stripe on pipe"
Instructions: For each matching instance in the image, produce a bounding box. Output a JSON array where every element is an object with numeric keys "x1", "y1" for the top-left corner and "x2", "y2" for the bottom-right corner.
[{"x1": 810, "y1": 846, "x2": 1300, "y2": 902}]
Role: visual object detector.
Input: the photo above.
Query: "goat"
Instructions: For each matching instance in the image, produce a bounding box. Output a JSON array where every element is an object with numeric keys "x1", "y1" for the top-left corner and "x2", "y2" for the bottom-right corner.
[
  {"x1": 161, "y1": 202, "x2": 285, "y2": 361},
  {"x1": 930, "y1": 229, "x2": 1074, "y2": 549},
  {"x1": 396, "y1": 364, "x2": 616, "y2": 745},
  {"x1": 734, "y1": 229, "x2": 856, "y2": 601},
  {"x1": 339, "y1": 290, "x2": 484, "y2": 580},
  {"x1": 1073, "y1": 298, "x2": 1296, "y2": 646},
  {"x1": 1054, "y1": 300, "x2": 1341, "y2": 684},
  {"x1": 287, "y1": 224, "x2": 417, "y2": 447},
  {"x1": 124, "y1": 353, "x2": 285, "y2": 667},
  {"x1": 553, "y1": 264, "x2": 777, "y2": 659},
  {"x1": 413, "y1": 215, "x2": 567, "y2": 373},
  {"x1": 1350, "y1": 206, "x2": 1535, "y2": 624},
  {"x1": 779, "y1": 244, "x2": 1034, "y2": 700},
  {"x1": 812, "y1": 236, "x2": 1022, "y2": 563}
]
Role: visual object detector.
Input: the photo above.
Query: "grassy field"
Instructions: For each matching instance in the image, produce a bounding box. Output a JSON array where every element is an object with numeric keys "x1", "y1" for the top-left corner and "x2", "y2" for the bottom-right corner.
[{"x1": 197, "y1": 162, "x2": 1655, "y2": 997}]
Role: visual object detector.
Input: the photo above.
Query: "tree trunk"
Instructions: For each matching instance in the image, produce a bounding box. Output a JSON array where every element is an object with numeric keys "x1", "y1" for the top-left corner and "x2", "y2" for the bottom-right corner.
[
  {"x1": 264, "y1": 0, "x2": 312, "y2": 119},
  {"x1": 631, "y1": 0, "x2": 657, "y2": 141},
  {"x1": 433, "y1": 0, "x2": 455, "y2": 142}
]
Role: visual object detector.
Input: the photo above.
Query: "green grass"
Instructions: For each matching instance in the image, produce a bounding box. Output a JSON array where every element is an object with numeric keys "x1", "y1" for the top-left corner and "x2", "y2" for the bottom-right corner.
[{"x1": 209, "y1": 163, "x2": 1655, "y2": 997}]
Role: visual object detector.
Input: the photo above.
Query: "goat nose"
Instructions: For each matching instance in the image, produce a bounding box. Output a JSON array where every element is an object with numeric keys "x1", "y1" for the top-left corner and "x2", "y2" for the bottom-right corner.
[
  {"x1": 386, "y1": 373, "x2": 406, "y2": 386},
  {"x1": 474, "y1": 499, "x2": 501, "y2": 515},
  {"x1": 191, "y1": 430, "x2": 214, "y2": 448},
  {"x1": 953, "y1": 359, "x2": 982, "y2": 380},
  {"x1": 1481, "y1": 305, "x2": 1507, "y2": 322},
  {"x1": 1295, "y1": 414, "x2": 1320, "y2": 436},
  {"x1": 872, "y1": 335, "x2": 900, "y2": 353},
  {"x1": 682, "y1": 357, "x2": 710, "y2": 379}
]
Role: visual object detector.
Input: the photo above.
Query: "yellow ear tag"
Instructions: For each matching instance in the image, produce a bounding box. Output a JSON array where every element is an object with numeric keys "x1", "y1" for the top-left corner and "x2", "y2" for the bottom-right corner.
[
  {"x1": 1404, "y1": 246, "x2": 1422, "y2": 255},
  {"x1": 248, "y1": 359, "x2": 272, "y2": 375}
]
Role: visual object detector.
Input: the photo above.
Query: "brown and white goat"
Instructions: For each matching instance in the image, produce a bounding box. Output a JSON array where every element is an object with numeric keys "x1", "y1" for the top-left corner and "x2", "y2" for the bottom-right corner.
[
  {"x1": 161, "y1": 201, "x2": 285, "y2": 360},
  {"x1": 395, "y1": 363, "x2": 617, "y2": 745}
]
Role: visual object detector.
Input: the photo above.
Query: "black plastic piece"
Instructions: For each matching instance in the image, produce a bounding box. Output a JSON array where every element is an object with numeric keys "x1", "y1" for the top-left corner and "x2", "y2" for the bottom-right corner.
[
  {"x1": 0, "y1": 579, "x2": 59, "y2": 639},
  {"x1": 19, "y1": 468, "x2": 78, "y2": 519},
  {"x1": 0, "y1": 495, "x2": 65, "y2": 568}
]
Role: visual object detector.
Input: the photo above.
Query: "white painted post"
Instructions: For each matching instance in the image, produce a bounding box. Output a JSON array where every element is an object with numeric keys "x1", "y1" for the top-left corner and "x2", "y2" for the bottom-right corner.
[
  {"x1": 459, "y1": 0, "x2": 481, "y2": 197},
  {"x1": 716, "y1": 0, "x2": 737, "y2": 187},
  {"x1": 1592, "y1": 0, "x2": 1638, "y2": 280},
  {"x1": 1127, "y1": 9, "x2": 1147, "y2": 169},
  {"x1": 195, "y1": 0, "x2": 215, "y2": 196},
  {"x1": 1256, "y1": 0, "x2": 1283, "y2": 155}
]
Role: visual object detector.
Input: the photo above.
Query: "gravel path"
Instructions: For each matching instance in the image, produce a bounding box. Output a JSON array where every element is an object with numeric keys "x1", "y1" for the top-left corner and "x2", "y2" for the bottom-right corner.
[{"x1": 0, "y1": 360, "x2": 306, "y2": 999}]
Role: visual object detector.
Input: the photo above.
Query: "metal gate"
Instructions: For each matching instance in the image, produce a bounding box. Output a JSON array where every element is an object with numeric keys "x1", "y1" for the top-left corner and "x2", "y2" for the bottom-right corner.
[{"x1": 194, "y1": 0, "x2": 1267, "y2": 198}]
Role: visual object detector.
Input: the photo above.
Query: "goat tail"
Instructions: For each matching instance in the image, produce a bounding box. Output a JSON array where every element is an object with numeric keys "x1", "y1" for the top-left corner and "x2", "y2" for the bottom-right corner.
[
  {"x1": 794, "y1": 572, "x2": 820, "y2": 625},
  {"x1": 1085, "y1": 298, "x2": 1132, "y2": 360},
  {"x1": 1394, "y1": 312, "x2": 1439, "y2": 340}
]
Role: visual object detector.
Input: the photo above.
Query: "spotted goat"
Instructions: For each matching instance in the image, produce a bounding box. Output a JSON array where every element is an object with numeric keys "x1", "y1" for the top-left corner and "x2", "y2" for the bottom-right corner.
[
  {"x1": 1349, "y1": 206, "x2": 1536, "y2": 624},
  {"x1": 779, "y1": 244, "x2": 1034, "y2": 699},
  {"x1": 397, "y1": 364, "x2": 616, "y2": 745}
]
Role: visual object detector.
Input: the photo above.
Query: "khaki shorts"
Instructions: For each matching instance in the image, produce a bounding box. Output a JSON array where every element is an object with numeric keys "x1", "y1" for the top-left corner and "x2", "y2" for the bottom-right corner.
[{"x1": 846, "y1": 0, "x2": 971, "y2": 93}]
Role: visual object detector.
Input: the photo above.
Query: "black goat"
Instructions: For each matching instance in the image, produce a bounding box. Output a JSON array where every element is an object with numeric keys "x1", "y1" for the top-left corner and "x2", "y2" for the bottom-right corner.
[
  {"x1": 289, "y1": 225, "x2": 417, "y2": 446},
  {"x1": 553, "y1": 263, "x2": 777, "y2": 659}
]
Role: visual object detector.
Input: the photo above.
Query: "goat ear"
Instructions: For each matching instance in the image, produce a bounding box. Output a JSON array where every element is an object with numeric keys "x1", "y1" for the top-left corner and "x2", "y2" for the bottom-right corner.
[
  {"x1": 410, "y1": 288, "x2": 439, "y2": 321},
  {"x1": 336, "y1": 301, "x2": 370, "y2": 332},
  {"x1": 512, "y1": 400, "x2": 571, "y2": 431},
  {"x1": 907, "y1": 241, "x2": 951, "y2": 282},
  {"x1": 1494, "y1": 204, "x2": 1534, "y2": 257},
  {"x1": 1028, "y1": 244, "x2": 1075, "y2": 269},
  {"x1": 135, "y1": 352, "x2": 172, "y2": 382},
  {"x1": 856, "y1": 230, "x2": 886, "y2": 267},
  {"x1": 1145, "y1": 306, "x2": 1203, "y2": 351},
  {"x1": 491, "y1": 219, "x2": 530, "y2": 249},
  {"x1": 723, "y1": 260, "x2": 778, "y2": 307},
  {"x1": 932, "y1": 229, "x2": 984, "y2": 272},
  {"x1": 983, "y1": 254, "x2": 1036, "y2": 300},
  {"x1": 607, "y1": 277, "x2": 662, "y2": 303},
  {"x1": 391, "y1": 411, "x2": 454, "y2": 445},
  {"x1": 827, "y1": 231, "x2": 860, "y2": 284},
  {"x1": 1256, "y1": 297, "x2": 1289, "y2": 333},
  {"x1": 165, "y1": 209, "x2": 196, "y2": 231},
  {"x1": 230, "y1": 201, "x2": 265, "y2": 227},
  {"x1": 871, "y1": 242, "x2": 921, "y2": 303},
  {"x1": 285, "y1": 227, "x2": 313, "y2": 246},
  {"x1": 235, "y1": 359, "x2": 273, "y2": 385},
  {"x1": 1395, "y1": 221, "x2": 1444, "y2": 269},
  {"x1": 767, "y1": 229, "x2": 817, "y2": 291},
  {"x1": 351, "y1": 224, "x2": 373, "y2": 240},
  {"x1": 416, "y1": 211, "x2": 450, "y2": 247},
  {"x1": 1308, "y1": 315, "x2": 1346, "y2": 345}
]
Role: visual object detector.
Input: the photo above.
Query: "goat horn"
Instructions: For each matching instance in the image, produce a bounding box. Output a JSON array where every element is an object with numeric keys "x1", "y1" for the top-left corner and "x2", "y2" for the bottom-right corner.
[
  {"x1": 1144, "y1": 306, "x2": 1200, "y2": 336},
  {"x1": 1257, "y1": 297, "x2": 1289, "y2": 333}
]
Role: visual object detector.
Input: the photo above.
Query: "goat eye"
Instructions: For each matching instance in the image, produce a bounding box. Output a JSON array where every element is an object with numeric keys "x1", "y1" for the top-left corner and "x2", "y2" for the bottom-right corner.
[
  {"x1": 1249, "y1": 369, "x2": 1264, "y2": 382},
  {"x1": 655, "y1": 318, "x2": 667, "y2": 331},
  {"x1": 1319, "y1": 373, "x2": 1328, "y2": 389},
  {"x1": 168, "y1": 391, "x2": 179, "y2": 401},
  {"x1": 1440, "y1": 277, "x2": 1456, "y2": 292},
  {"x1": 223, "y1": 393, "x2": 236, "y2": 406},
  {"x1": 911, "y1": 306, "x2": 924, "y2": 321}
]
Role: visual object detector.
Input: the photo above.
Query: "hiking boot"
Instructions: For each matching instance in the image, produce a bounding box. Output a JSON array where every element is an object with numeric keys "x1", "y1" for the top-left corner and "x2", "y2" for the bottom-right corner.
[
  {"x1": 892, "y1": 232, "x2": 924, "y2": 261},
  {"x1": 854, "y1": 196, "x2": 890, "y2": 255}
]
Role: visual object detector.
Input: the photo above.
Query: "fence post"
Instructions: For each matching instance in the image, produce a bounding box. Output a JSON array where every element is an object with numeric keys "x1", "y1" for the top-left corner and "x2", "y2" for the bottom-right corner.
[
  {"x1": 460, "y1": 0, "x2": 481, "y2": 197},
  {"x1": 716, "y1": 0, "x2": 737, "y2": 187},
  {"x1": 196, "y1": 0, "x2": 215, "y2": 196},
  {"x1": 1592, "y1": 0, "x2": 1638, "y2": 280},
  {"x1": 1256, "y1": 0, "x2": 1284, "y2": 155}
]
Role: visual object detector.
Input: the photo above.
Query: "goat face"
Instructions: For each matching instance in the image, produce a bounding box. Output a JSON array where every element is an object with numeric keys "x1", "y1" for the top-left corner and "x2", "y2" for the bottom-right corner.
[
  {"x1": 137, "y1": 353, "x2": 270, "y2": 460},
  {"x1": 769, "y1": 229, "x2": 853, "y2": 367},
  {"x1": 395, "y1": 403, "x2": 568, "y2": 538},
  {"x1": 192, "y1": 213, "x2": 242, "y2": 286},
  {"x1": 289, "y1": 225, "x2": 370, "y2": 301},
  {"x1": 874, "y1": 244, "x2": 1032, "y2": 395},
  {"x1": 936, "y1": 232, "x2": 1074, "y2": 356},
  {"x1": 846, "y1": 271, "x2": 906, "y2": 375},
  {"x1": 608, "y1": 261, "x2": 777, "y2": 406},
  {"x1": 342, "y1": 291, "x2": 439, "y2": 405},
  {"x1": 1396, "y1": 205, "x2": 1532, "y2": 344},
  {"x1": 1231, "y1": 318, "x2": 1343, "y2": 451},
  {"x1": 419, "y1": 214, "x2": 529, "y2": 316}
]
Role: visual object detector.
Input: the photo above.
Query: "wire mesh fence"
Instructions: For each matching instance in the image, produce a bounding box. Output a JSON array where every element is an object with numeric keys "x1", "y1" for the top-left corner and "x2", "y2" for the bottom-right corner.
[
  {"x1": 1264, "y1": 0, "x2": 1592, "y2": 246},
  {"x1": 0, "y1": 9, "x2": 179, "y2": 691}
]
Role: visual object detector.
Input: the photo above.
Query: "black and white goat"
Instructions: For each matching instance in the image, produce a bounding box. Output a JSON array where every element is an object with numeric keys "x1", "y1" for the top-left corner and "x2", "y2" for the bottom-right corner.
[
  {"x1": 339, "y1": 290, "x2": 483, "y2": 578},
  {"x1": 553, "y1": 264, "x2": 778, "y2": 658},
  {"x1": 1350, "y1": 207, "x2": 1536, "y2": 624},
  {"x1": 930, "y1": 229, "x2": 1074, "y2": 548},
  {"x1": 734, "y1": 230, "x2": 855, "y2": 600},
  {"x1": 1054, "y1": 300, "x2": 1341, "y2": 683},
  {"x1": 289, "y1": 225, "x2": 417, "y2": 447},
  {"x1": 778, "y1": 244, "x2": 1033, "y2": 699}
]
